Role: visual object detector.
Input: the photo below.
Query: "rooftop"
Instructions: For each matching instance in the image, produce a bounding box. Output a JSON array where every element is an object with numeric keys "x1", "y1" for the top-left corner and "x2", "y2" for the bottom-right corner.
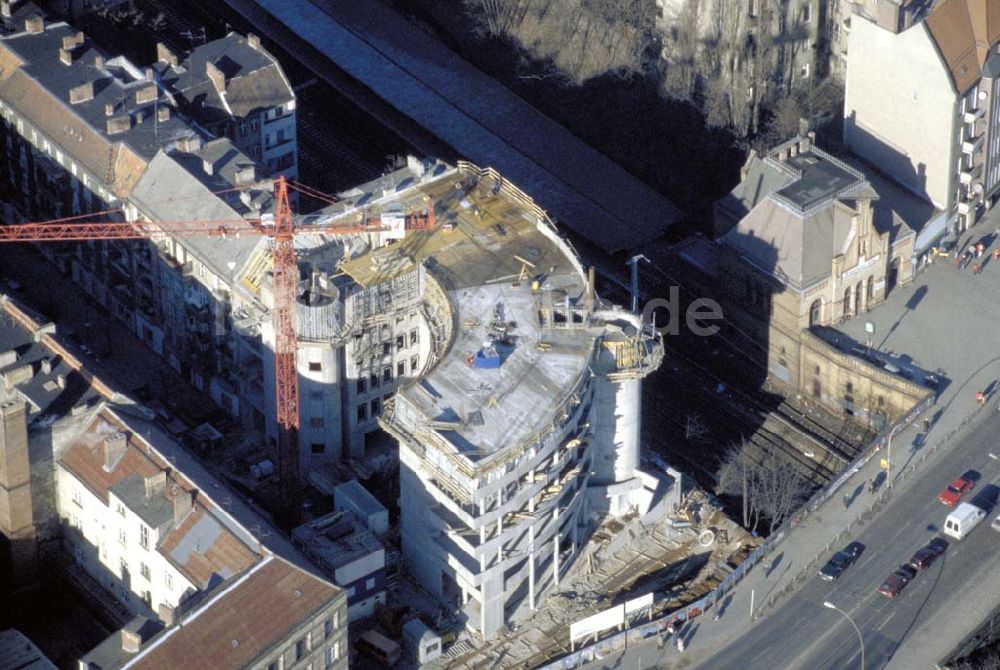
[
  {"x1": 120, "y1": 556, "x2": 340, "y2": 670},
  {"x1": 0, "y1": 629, "x2": 57, "y2": 670},
  {"x1": 162, "y1": 32, "x2": 293, "y2": 122},
  {"x1": 58, "y1": 408, "x2": 262, "y2": 590},
  {"x1": 291, "y1": 510, "x2": 383, "y2": 572},
  {"x1": 924, "y1": 0, "x2": 1000, "y2": 93},
  {"x1": 339, "y1": 166, "x2": 599, "y2": 463},
  {"x1": 0, "y1": 21, "x2": 204, "y2": 199},
  {"x1": 334, "y1": 479, "x2": 386, "y2": 519},
  {"x1": 775, "y1": 150, "x2": 861, "y2": 211}
]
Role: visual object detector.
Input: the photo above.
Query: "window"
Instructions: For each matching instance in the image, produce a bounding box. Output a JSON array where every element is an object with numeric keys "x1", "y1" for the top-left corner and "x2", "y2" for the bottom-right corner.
[
  {"x1": 165, "y1": 573, "x2": 173, "y2": 590},
  {"x1": 119, "y1": 557, "x2": 128, "y2": 578},
  {"x1": 325, "y1": 619, "x2": 334, "y2": 640},
  {"x1": 116, "y1": 502, "x2": 126, "y2": 517},
  {"x1": 370, "y1": 373, "x2": 379, "y2": 388},
  {"x1": 410, "y1": 356, "x2": 419, "y2": 372},
  {"x1": 382, "y1": 342, "x2": 391, "y2": 356},
  {"x1": 296, "y1": 638, "x2": 307, "y2": 661},
  {"x1": 397, "y1": 361, "x2": 405, "y2": 377},
  {"x1": 383, "y1": 368, "x2": 391, "y2": 382},
  {"x1": 267, "y1": 663, "x2": 279, "y2": 670},
  {"x1": 308, "y1": 362, "x2": 322, "y2": 372},
  {"x1": 802, "y1": 2, "x2": 811, "y2": 22},
  {"x1": 310, "y1": 417, "x2": 325, "y2": 428},
  {"x1": 845, "y1": 382, "x2": 853, "y2": 394},
  {"x1": 249, "y1": 117, "x2": 259, "y2": 131},
  {"x1": 334, "y1": 612, "x2": 339, "y2": 629},
  {"x1": 809, "y1": 299, "x2": 822, "y2": 327},
  {"x1": 311, "y1": 443, "x2": 325, "y2": 455},
  {"x1": 357, "y1": 378, "x2": 366, "y2": 394},
  {"x1": 72, "y1": 489, "x2": 83, "y2": 508},
  {"x1": 357, "y1": 404, "x2": 367, "y2": 421},
  {"x1": 326, "y1": 642, "x2": 340, "y2": 665},
  {"x1": 118, "y1": 528, "x2": 127, "y2": 546},
  {"x1": 139, "y1": 524, "x2": 149, "y2": 550},
  {"x1": 366, "y1": 577, "x2": 376, "y2": 590},
  {"x1": 140, "y1": 562, "x2": 150, "y2": 580},
  {"x1": 141, "y1": 590, "x2": 151, "y2": 607},
  {"x1": 410, "y1": 329, "x2": 418, "y2": 346},
  {"x1": 347, "y1": 585, "x2": 357, "y2": 598},
  {"x1": 800, "y1": 63, "x2": 810, "y2": 79},
  {"x1": 370, "y1": 399, "x2": 380, "y2": 416},
  {"x1": 396, "y1": 335, "x2": 405, "y2": 350}
]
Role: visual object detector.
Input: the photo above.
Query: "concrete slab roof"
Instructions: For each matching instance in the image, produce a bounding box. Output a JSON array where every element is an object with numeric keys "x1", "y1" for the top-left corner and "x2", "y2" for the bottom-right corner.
[
  {"x1": 339, "y1": 166, "x2": 598, "y2": 461},
  {"x1": 0, "y1": 629, "x2": 57, "y2": 670}
]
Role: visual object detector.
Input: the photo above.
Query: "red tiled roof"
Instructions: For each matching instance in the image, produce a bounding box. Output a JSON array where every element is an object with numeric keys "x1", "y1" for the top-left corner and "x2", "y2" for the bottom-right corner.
[
  {"x1": 124, "y1": 557, "x2": 341, "y2": 670},
  {"x1": 925, "y1": 0, "x2": 1000, "y2": 92}
]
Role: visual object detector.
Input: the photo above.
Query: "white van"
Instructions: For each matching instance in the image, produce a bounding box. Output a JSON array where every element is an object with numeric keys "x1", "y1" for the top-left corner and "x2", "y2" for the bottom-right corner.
[{"x1": 944, "y1": 502, "x2": 986, "y2": 540}]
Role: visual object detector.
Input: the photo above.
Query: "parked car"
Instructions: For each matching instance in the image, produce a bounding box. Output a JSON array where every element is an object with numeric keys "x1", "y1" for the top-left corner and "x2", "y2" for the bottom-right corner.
[
  {"x1": 908, "y1": 538, "x2": 948, "y2": 571},
  {"x1": 938, "y1": 476, "x2": 975, "y2": 507},
  {"x1": 944, "y1": 502, "x2": 987, "y2": 540},
  {"x1": 877, "y1": 565, "x2": 917, "y2": 599},
  {"x1": 819, "y1": 541, "x2": 865, "y2": 581}
]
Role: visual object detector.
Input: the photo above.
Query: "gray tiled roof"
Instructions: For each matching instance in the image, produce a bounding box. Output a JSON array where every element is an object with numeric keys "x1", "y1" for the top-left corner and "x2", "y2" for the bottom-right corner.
[
  {"x1": 164, "y1": 32, "x2": 293, "y2": 122},
  {"x1": 109, "y1": 473, "x2": 174, "y2": 527}
]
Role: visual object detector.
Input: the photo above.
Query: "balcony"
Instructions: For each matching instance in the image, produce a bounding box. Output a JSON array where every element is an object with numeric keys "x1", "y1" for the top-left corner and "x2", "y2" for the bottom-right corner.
[
  {"x1": 962, "y1": 135, "x2": 985, "y2": 155},
  {"x1": 964, "y1": 106, "x2": 986, "y2": 124},
  {"x1": 960, "y1": 164, "x2": 982, "y2": 185}
]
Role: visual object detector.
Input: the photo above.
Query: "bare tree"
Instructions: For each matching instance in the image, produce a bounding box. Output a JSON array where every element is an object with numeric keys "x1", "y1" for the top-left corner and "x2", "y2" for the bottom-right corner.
[{"x1": 717, "y1": 440, "x2": 810, "y2": 534}]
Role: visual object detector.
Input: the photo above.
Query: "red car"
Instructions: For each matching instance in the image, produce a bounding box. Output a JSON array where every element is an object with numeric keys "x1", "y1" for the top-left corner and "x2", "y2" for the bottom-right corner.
[
  {"x1": 877, "y1": 565, "x2": 917, "y2": 599},
  {"x1": 938, "y1": 476, "x2": 974, "y2": 507}
]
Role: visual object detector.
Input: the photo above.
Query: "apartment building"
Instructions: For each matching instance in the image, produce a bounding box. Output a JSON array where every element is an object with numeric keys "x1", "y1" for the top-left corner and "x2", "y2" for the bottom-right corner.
[
  {"x1": 359, "y1": 163, "x2": 667, "y2": 640},
  {"x1": 157, "y1": 33, "x2": 297, "y2": 180},
  {"x1": 844, "y1": 0, "x2": 1000, "y2": 235},
  {"x1": 0, "y1": 293, "x2": 348, "y2": 670}
]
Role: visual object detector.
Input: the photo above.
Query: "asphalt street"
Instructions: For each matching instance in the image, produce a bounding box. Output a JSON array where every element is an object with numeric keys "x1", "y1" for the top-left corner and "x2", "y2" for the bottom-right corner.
[{"x1": 692, "y1": 407, "x2": 1000, "y2": 670}]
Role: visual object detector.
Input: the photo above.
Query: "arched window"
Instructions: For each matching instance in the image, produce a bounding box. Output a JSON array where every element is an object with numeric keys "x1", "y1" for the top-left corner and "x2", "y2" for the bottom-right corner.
[
  {"x1": 809, "y1": 299, "x2": 822, "y2": 327},
  {"x1": 856, "y1": 282, "x2": 864, "y2": 313},
  {"x1": 843, "y1": 288, "x2": 852, "y2": 317},
  {"x1": 866, "y1": 275, "x2": 875, "y2": 304}
]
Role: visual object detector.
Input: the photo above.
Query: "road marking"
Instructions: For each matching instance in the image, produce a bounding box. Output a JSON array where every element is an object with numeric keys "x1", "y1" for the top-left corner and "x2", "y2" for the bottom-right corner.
[{"x1": 879, "y1": 611, "x2": 896, "y2": 628}]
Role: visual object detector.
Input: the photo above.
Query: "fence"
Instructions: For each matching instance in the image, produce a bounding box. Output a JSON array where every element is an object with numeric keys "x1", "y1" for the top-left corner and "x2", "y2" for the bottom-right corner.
[{"x1": 539, "y1": 390, "x2": 940, "y2": 668}]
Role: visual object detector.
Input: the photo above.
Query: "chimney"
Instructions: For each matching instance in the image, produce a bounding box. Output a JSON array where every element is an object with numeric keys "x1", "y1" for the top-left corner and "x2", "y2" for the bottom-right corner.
[
  {"x1": 205, "y1": 60, "x2": 226, "y2": 94},
  {"x1": 23, "y1": 15, "x2": 42, "y2": 34},
  {"x1": 40, "y1": 358, "x2": 51, "y2": 375},
  {"x1": 247, "y1": 33, "x2": 260, "y2": 50},
  {"x1": 62, "y1": 32, "x2": 84, "y2": 50},
  {"x1": 69, "y1": 81, "x2": 94, "y2": 104},
  {"x1": 0, "y1": 349, "x2": 16, "y2": 367},
  {"x1": 106, "y1": 116, "x2": 131, "y2": 135},
  {"x1": 157, "y1": 603, "x2": 175, "y2": 627},
  {"x1": 93, "y1": 54, "x2": 103, "y2": 70},
  {"x1": 103, "y1": 432, "x2": 127, "y2": 472},
  {"x1": 789, "y1": 143, "x2": 798, "y2": 157},
  {"x1": 105, "y1": 102, "x2": 115, "y2": 117},
  {"x1": 144, "y1": 471, "x2": 167, "y2": 499},
  {"x1": 1, "y1": 1, "x2": 11, "y2": 20},
  {"x1": 3, "y1": 365, "x2": 33, "y2": 390},
  {"x1": 135, "y1": 85, "x2": 157, "y2": 105},
  {"x1": 55, "y1": 374, "x2": 65, "y2": 389},
  {"x1": 171, "y1": 485, "x2": 193, "y2": 527},
  {"x1": 121, "y1": 629, "x2": 142, "y2": 654},
  {"x1": 157, "y1": 106, "x2": 171, "y2": 123},
  {"x1": 156, "y1": 43, "x2": 178, "y2": 67},
  {"x1": 202, "y1": 158, "x2": 214, "y2": 176},
  {"x1": 235, "y1": 164, "x2": 255, "y2": 185},
  {"x1": 59, "y1": 48, "x2": 72, "y2": 66},
  {"x1": 0, "y1": 400, "x2": 37, "y2": 587}
]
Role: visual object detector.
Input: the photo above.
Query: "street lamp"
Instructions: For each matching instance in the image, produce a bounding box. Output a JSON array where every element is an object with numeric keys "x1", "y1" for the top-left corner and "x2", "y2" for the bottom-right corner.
[{"x1": 823, "y1": 601, "x2": 865, "y2": 670}]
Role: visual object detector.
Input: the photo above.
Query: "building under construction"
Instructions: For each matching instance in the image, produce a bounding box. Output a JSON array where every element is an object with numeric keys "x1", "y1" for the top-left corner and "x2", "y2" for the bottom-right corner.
[{"x1": 338, "y1": 163, "x2": 666, "y2": 639}]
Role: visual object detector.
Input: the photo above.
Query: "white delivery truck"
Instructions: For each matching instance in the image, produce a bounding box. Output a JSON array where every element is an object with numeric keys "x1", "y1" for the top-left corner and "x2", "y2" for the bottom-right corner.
[{"x1": 944, "y1": 502, "x2": 986, "y2": 540}]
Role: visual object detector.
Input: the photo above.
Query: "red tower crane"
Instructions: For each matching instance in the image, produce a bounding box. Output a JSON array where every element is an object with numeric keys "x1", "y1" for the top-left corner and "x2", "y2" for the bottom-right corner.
[{"x1": 0, "y1": 176, "x2": 435, "y2": 523}]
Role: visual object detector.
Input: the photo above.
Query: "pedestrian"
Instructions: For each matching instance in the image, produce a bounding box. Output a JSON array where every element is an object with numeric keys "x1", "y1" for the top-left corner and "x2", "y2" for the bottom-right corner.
[
  {"x1": 977, "y1": 390, "x2": 986, "y2": 405},
  {"x1": 977, "y1": 242, "x2": 985, "y2": 257},
  {"x1": 974, "y1": 262, "x2": 982, "y2": 274},
  {"x1": 994, "y1": 248, "x2": 1000, "y2": 261},
  {"x1": 924, "y1": 417, "x2": 931, "y2": 432},
  {"x1": 763, "y1": 562, "x2": 772, "y2": 577}
]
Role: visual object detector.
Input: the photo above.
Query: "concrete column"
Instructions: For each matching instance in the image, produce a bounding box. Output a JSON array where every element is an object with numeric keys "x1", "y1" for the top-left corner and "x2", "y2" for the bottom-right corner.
[
  {"x1": 528, "y1": 525, "x2": 536, "y2": 610},
  {"x1": 553, "y1": 506, "x2": 561, "y2": 587},
  {"x1": 496, "y1": 514, "x2": 503, "y2": 566}
]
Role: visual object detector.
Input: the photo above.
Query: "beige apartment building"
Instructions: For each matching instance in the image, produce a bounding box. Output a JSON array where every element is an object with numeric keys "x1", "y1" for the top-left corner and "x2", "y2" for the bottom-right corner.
[{"x1": 844, "y1": 0, "x2": 1000, "y2": 236}]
